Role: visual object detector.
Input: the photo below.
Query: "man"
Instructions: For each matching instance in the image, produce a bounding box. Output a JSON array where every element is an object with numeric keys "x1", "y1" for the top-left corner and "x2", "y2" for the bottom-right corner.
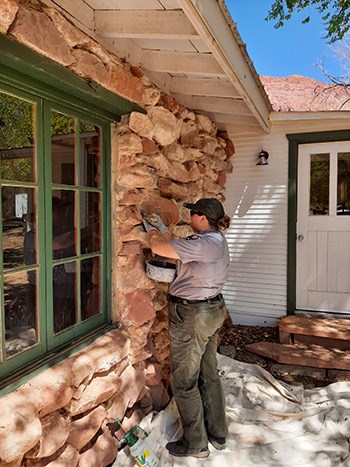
[{"x1": 143, "y1": 198, "x2": 231, "y2": 458}]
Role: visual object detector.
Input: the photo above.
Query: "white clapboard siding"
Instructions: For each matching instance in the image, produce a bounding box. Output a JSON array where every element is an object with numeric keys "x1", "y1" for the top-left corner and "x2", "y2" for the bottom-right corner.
[
  {"x1": 223, "y1": 116, "x2": 350, "y2": 325},
  {"x1": 223, "y1": 130, "x2": 288, "y2": 325}
]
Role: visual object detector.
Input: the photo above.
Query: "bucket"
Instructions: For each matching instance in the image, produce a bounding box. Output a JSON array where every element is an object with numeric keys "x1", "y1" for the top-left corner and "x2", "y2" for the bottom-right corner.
[{"x1": 146, "y1": 259, "x2": 176, "y2": 283}]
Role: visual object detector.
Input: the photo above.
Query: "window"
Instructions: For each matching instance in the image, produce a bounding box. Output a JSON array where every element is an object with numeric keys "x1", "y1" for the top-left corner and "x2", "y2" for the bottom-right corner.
[{"x1": 0, "y1": 86, "x2": 110, "y2": 379}]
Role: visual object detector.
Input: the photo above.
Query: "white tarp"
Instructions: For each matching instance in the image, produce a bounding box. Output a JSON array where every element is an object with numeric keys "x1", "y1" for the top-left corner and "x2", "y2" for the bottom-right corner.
[{"x1": 114, "y1": 355, "x2": 350, "y2": 466}]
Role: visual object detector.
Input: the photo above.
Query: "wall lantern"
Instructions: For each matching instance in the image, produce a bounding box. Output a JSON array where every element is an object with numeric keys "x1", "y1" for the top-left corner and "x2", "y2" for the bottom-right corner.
[{"x1": 256, "y1": 150, "x2": 269, "y2": 166}]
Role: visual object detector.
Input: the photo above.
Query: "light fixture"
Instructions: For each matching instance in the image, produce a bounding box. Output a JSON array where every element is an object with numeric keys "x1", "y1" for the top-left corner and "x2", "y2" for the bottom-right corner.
[{"x1": 256, "y1": 150, "x2": 269, "y2": 166}]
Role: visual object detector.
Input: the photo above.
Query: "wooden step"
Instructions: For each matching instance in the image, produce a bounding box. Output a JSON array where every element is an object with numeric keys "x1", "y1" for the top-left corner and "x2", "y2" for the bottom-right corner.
[
  {"x1": 279, "y1": 315, "x2": 350, "y2": 350},
  {"x1": 246, "y1": 342, "x2": 350, "y2": 371}
]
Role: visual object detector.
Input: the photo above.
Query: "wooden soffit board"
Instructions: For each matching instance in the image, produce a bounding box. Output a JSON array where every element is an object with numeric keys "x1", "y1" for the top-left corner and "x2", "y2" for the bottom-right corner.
[{"x1": 42, "y1": 0, "x2": 271, "y2": 135}]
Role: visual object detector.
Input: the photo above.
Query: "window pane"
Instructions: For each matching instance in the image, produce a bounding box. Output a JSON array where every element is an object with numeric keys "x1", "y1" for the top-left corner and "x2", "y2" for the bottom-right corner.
[
  {"x1": 2, "y1": 186, "x2": 36, "y2": 270},
  {"x1": 310, "y1": 153, "x2": 329, "y2": 215},
  {"x1": 52, "y1": 191, "x2": 76, "y2": 259},
  {"x1": 81, "y1": 192, "x2": 101, "y2": 254},
  {"x1": 51, "y1": 111, "x2": 75, "y2": 185},
  {"x1": 80, "y1": 122, "x2": 101, "y2": 188},
  {"x1": 337, "y1": 152, "x2": 350, "y2": 215},
  {"x1": 0, "y1": 92, "x2": 35, "y2": 182},
  {"x1": 81, "y1": 257, "x2": 101, "y2": 320},
  {"x1": 4, "y1": 271, "x2": 38, "y2": 358},
  {"x1": 53, "y1": 261, "x2": 77, "y2": 333}
]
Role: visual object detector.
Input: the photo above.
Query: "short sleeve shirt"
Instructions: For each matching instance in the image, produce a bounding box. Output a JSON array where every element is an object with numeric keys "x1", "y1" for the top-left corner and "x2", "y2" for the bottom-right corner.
[{"x1": 169, "y1": 230, "x2": 230, "y2": 300}]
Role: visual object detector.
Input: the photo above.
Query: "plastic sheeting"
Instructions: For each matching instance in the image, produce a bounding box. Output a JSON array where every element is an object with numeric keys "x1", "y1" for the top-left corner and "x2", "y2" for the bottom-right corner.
[{"x1": 113, "y1": 355, "x2": 350, "y2": 466}]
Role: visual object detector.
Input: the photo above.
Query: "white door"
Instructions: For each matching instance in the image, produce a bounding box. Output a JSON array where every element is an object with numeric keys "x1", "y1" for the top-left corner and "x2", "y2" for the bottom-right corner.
[{"x1": 297, "y1": 141, "x2": 350, "y2": 313}]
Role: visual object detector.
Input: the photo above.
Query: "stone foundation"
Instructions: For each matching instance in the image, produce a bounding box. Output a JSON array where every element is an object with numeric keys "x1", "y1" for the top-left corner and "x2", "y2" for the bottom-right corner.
[{"x1": 0, "y1": 1, "x2": 234, "y2": 465}]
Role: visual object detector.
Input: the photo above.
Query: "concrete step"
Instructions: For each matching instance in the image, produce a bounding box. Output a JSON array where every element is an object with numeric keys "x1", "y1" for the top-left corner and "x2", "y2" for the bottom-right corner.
[
  {"x1": 279, "y1": 315, "x2": 350, "y2": 350},
  {"x1": 246, "y1": 342, "x2": 350, "y2": 371}
]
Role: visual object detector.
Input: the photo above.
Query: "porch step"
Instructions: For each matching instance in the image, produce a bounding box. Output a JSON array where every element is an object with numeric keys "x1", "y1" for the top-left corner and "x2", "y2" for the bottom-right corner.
[
  {"x1": 279, "y1": 315, "x2": 350, "y2": 350},
  {"x1": 246, "y1": 342, "x2": 350, "y2": 371}
]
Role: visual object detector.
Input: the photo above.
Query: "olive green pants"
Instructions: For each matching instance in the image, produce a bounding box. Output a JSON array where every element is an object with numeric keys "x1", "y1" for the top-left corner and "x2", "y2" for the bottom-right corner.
[{"x1": 168, "y1": 298, "x2": 228, "y2": 449}]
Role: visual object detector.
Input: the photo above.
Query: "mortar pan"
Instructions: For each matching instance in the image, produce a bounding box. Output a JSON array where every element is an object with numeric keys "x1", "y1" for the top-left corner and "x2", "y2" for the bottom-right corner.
[{"x1": 146, "y1": 259, "x2": 176, "y2": 283}]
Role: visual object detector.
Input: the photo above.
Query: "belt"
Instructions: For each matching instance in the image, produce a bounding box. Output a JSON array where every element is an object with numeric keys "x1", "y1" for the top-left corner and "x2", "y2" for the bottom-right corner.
[{"x1": 168, "y1": 293, "x2": 223, "y2": 305}]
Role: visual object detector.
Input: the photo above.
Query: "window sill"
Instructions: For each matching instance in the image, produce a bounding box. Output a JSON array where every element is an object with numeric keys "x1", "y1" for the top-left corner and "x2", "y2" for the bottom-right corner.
[{"x1": 0, "y1": 322, "x2": 120, "y2": 396}]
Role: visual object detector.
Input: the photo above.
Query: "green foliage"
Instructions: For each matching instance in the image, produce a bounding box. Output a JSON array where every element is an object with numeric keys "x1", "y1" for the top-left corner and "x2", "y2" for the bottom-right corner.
[
  {"x1": 0, "y1": 92, "x2": 33, "y2": 149},
  {"x1": 266, "y1": 0, "x2": 350, "y2": 43},
  {"x1": 0, "y1": 92, "x2": 34, "y2": 181}
]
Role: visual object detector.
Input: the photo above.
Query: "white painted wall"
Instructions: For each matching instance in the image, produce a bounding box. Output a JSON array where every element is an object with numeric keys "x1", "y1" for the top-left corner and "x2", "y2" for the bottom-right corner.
[{"x1": 223, "y1": 113, "x2": 350, "y2": 326}]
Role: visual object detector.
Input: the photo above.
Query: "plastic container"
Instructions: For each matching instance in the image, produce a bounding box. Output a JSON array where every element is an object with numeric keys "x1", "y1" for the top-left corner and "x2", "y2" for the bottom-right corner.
[
  {"x1": 114, "y1": 419, "x2": 159, "y2": 467},
  {"x1": 146, "y1": 259, "x2": 176, "y2": 283}
]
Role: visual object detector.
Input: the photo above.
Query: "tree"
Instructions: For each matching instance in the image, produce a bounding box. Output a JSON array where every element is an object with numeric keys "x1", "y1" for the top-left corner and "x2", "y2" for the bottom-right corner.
[{"x1": 266, "y1": 1, "x2": 350, "y2": 43}]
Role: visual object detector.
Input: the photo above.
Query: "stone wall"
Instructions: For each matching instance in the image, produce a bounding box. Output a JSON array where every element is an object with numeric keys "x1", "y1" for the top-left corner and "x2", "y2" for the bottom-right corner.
[{"x1": 0, "y1": 1, "x2": 234, "y2": 465}]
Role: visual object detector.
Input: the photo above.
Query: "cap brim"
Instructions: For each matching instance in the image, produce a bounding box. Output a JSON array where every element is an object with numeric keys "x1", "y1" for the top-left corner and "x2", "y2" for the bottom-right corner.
[{"x1": 183, "y1": 202, "x2": 196, "y2": 209}]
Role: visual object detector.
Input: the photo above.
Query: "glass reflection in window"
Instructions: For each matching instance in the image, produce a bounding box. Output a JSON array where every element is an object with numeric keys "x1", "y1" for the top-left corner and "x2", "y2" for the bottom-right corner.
[
  {"x1": 2, "y1": 186, "x2": 36, "y2": 270},
  {"x1": 53, "y1": 260, "x2": 77, "y2": 333},
  {"x1": 51, "y1": 111, "x2": 75, "y2": 185},
  {"x1": 52, "y1": 190, "x2": 76, "y2": 259},
  {"x1": 310, "y1": 153, "x2": 329, "y2": 215},
  {"x1": 81, "y1": 257, "x2": 101, "y2": 320},
  {"x1": 4, "y1": 270, "x2": 38, "y2": 358},
  {"x1": 80, "y1": 122, "x2": 101, "y2": 188},
  {"x1": 81, "y1": 192, "x2": 101, "y2": 254},
  {"x1": 337, "y1": 152, "x2": 350, "y2": 215},
  {"x1": 0, "y1": 91, "x2": 35, "y2": 182}
]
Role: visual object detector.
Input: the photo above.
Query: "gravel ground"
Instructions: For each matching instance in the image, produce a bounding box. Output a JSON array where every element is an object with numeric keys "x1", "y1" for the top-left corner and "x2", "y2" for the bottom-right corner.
[{"x1": 218, "y1": 322, "x2": 334, "y2": 389}]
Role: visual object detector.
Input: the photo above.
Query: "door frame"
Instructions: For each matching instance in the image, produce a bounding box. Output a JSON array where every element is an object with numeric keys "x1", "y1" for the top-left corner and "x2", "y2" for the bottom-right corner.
[{"x1": 286, "y1": 129, "x2": 350, "y2": 315}]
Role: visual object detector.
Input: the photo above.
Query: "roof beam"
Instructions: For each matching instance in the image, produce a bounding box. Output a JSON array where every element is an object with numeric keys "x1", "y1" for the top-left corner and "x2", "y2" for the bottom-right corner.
[
  {"x1": 140, "y1": 50, "x2": 225, "y2": 75},
  {"x1": 170, "y1": 76, "x2": 240, "y2": 98},
  {"x1": 205, "y1": 112, "x2": 260, "y2": 126},
  {"x1": 95, "y1": 10, "x2": 198, "y2": 39},
  {"x1": 173, "y1": 95, "x2": 253, "y2": 115},
  {"x1": 178, "y1": 0, "x2": 270, "y2": 132}
]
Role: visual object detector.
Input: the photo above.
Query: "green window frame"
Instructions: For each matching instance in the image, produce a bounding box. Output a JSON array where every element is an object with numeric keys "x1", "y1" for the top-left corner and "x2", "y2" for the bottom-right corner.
[{"x1": 0, "y1": 35, "x2": 142, "y2": 389}]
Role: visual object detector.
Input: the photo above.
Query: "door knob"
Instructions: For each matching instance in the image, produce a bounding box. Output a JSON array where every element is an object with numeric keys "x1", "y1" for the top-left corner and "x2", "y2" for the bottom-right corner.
[{"x1": 297, "y1": 234, "x2": 304, "y2": 241}]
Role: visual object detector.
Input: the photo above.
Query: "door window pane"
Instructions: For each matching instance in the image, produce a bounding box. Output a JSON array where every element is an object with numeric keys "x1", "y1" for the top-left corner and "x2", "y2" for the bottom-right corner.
[
  {"x1": 4, "y1": 270, "x2": 38, "y2": 358},
  {"x1": 2, "y1": 187, "x2": 36, "y2": 270},
  {"x1": 310, "y1": 153, "x2": 329, "y2": 215},
  {"x1": 80, "y1": 122, "x2": 101, "y2": 188},
  {"x1": 337, "y1": 152, "x2": 350, "y2": 215},
  {"x1": 51, "y1": 111, "x2": 75, "y2": 185},
  {"x1": 0, "y1": 92, "x2": 35, "y2": 182}
]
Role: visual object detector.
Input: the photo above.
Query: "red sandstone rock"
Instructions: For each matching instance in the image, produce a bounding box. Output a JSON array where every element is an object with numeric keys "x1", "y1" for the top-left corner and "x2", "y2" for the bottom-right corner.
[
  {"x1": 261, "y1": 74, "x2": 350, "y2": 111},
  {"x1": 12, "y1": 6, "x2": 73, "y2": 66},
  {"x1": 78, "y1": 430, "x2": 117, "y2": 467},
  {"x1": 129, "y1": 112, "x2": 154, "y2": 138},
  {"x1": 125, "y1": 290, "x2": 155, "y2": 325},
  {"x1": 67, "y1": 406, "x2": 107, "y2": 450},
  {"x1": 0, "y1": 0, "x2": 19, "y2": 33}
]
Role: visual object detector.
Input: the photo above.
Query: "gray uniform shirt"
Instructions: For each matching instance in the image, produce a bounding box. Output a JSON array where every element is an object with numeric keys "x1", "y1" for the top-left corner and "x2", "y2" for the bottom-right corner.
[{"x1": 169, "y1": 230, "x2": 230, "y2": 300}]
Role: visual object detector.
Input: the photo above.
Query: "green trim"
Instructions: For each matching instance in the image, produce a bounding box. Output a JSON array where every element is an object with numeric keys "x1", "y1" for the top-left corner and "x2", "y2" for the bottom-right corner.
[
  {"x1": 0, "y1": 34, "x2": 127, "y2": 384},
  {"x1": 286, "y1": 129, "x2": 350, "y2": 315},
  {"x1": 0, "y1": 34, "x2": 144, "y2": 120},
  {"x1": 0, "y1": 323, "x2": 119, "y2": 396}
]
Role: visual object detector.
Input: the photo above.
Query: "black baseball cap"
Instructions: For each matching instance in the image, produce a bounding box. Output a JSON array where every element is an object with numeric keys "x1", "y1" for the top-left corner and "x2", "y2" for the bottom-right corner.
[{"x1": 184, "y1": 198, "x2": 225, "y2": 220}]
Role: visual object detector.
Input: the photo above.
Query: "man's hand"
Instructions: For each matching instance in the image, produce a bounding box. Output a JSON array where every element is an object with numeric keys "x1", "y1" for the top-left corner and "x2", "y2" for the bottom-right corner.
[{"x1": 142, "y1": 212, "x2": 168, "y2": 234}]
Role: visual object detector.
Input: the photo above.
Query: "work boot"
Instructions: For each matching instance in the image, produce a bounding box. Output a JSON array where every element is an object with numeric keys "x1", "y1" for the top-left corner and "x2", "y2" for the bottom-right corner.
[
  {"x1": 166, "y1": 440, "x2": 210, "y2": 458},
  {"x1": 208, "y1": 435, "x2": 226, "y2": 450}
]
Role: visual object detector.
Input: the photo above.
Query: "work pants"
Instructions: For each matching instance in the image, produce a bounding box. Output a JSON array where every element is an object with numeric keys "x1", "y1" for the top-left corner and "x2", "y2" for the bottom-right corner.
[{"x1": 168, "y1": 298, "x2": 228, "y2": 449}]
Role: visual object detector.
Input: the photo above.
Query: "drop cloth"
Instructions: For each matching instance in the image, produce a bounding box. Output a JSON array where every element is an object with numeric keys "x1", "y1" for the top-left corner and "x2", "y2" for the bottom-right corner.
[{"x1": 114, "y1": 354, "x2": 350, "y2": 466}]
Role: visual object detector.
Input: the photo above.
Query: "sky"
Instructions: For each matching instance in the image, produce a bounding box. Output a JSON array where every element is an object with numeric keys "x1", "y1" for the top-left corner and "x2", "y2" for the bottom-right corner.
[{"x1": 225, "y1": 0, "x2": 348, "y2": 83}]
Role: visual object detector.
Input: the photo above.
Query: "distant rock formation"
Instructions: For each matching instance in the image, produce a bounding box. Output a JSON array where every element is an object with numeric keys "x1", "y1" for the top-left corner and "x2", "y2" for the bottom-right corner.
[{"x1": 260, "y1": 75, "x2": 350, "y2": 112}]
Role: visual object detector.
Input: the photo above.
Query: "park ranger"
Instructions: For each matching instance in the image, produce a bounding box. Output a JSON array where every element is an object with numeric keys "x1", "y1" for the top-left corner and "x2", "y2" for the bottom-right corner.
[{"x1": 143, "y1": 197, "x2": 231, "y2": 459}]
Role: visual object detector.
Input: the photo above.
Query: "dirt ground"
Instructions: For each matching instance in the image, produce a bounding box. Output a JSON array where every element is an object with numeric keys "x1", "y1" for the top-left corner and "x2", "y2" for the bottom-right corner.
[{"x1": 218, "y1": 322, "x2": 335, "y2": 389}]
